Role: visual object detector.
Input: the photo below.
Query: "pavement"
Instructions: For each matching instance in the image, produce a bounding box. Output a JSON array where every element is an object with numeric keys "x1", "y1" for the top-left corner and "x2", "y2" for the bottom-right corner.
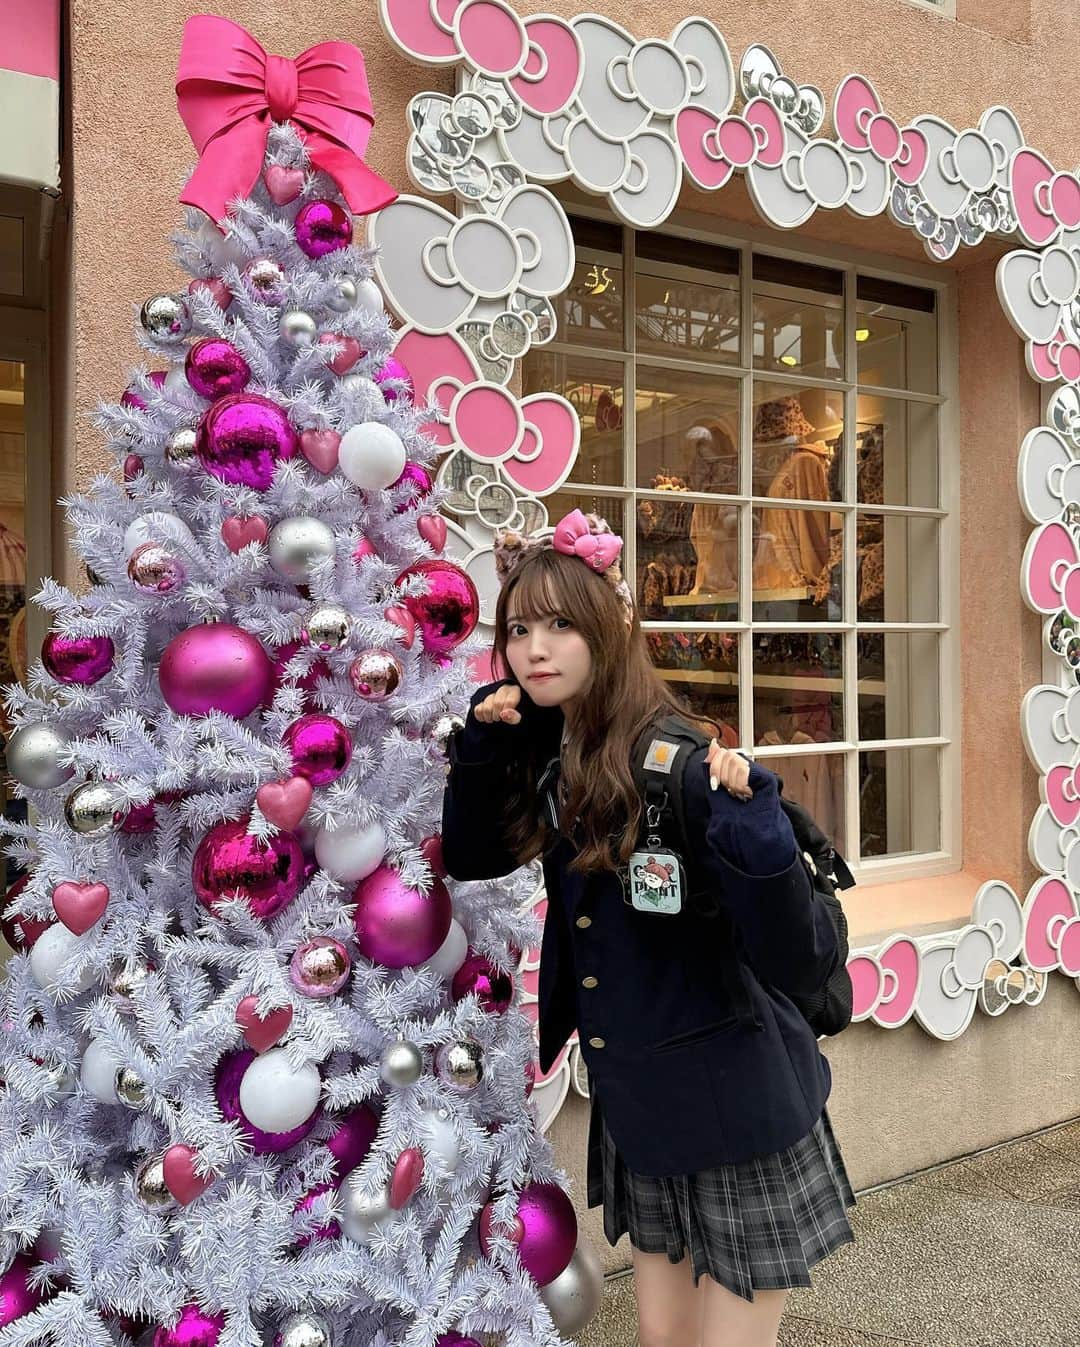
[{"x1": 577, "y1": 1114, "x2": 1080, "y2": 1347}]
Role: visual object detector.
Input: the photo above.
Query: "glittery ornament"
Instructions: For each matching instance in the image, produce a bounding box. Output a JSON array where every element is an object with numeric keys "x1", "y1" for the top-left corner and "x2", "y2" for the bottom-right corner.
[
  {"x1": 135, "y1": 1155, "x2": 177, "y2": 1213},
  {"x1": 348, "y1": 649, "x2": 403, "y2": 701},
  {"x1": 5, "y1": 723, "x2": 74, "y2": 789},
  {"x1": 196, "y1": 393, "x2": 298, "y2": 491},
  {"x1": 290, "y1": 936, "x2": 351, "y2": 998},
  {"x1": 64, "y1": 781, "x2": 127, "y2": 836},
  {"x1": 392, "y1": 461, "x2": 433, "y2": 513},
  {"x1": 166, "y1": 426, "x2": 199, "y2": 467},
  {"x1": 115, "y1": 1066, "x2": 147, "y2": 1109},
  {"x1": 242, "y1": 257, "x2": 288, "y2": 307},
  {"x1": 152, "y1": 1304, "x2": 224, "y2": 1347},
  {"x1": 375, "y1": 356, "x2": 415, "y2": 405},
  {"x1": 303, "y1": 604, "x2": 351, "y2": 650},
  {"x1": 283, "y1": 714, "x2": 352, "y2": 786},
  {"x1": 274, "y1": 1309, "x2": 332, "y2": 1347},
  {"x1": 379, "y1": 1039, "x2": 424, "y2": 1087},
  {"x1": 158, "y1": 623, "x2": 275, "y2": 718},
  {"x1": 394, "y1": 560, "x2": 479, "y2": 658},
  {"x1": 192, "y1": 818, "x2": 305, "y2": 920},
  {"x1": 295, "y1": 200, "x2": 352, "y2": 258},
  {"x1": 185, "y1": 337, "x2": 251, "y2": 400},
  {"x1": 451, "y1": 951, "x2": 514, "y2": 1013},
  {"x1": 353, "y1": 865, "x2": 452, "y2": 968},
  {"x1": 279, "y1": 310, "x2": 318, "y2": 349},
  {"x1": 434, "y1": 1038, "x2": 484, "y2": 1091},
  {"x1": 127, "y1": 542, "x2": 186, "y2": 594},
  {"x1": 215, "y1": 1048, "x2": 321, "y2": 1153},
  {"x1": 267, "y1": 516, "x2": 336, "y2": 583},
  {"x1": 42, "y1": 632, "x2": 115, "y2": 685},
  {"x1": 140, "y1": 294, "x2": 191, "y2": 342}
]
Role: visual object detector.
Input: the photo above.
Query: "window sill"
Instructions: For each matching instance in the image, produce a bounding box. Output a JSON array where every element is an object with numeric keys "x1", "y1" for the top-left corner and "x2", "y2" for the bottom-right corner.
[{"x1": 845, "y1": 868, "x2": 996, "y2": 949}]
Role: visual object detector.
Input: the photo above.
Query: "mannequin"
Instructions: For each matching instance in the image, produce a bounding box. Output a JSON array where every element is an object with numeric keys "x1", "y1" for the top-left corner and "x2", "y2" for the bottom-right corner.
[{"x1": 686, "y1": 422, "x2": 739, "y2": 596}]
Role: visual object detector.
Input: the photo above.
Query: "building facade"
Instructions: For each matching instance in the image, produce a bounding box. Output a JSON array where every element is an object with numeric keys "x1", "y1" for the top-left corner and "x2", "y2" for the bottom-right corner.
[{"x1": 4, "y1": 0, "x2": 1080, "y2": 1277}]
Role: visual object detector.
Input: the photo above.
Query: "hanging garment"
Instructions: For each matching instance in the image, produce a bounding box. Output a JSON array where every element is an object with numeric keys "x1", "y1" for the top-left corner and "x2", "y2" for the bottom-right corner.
[
  {"x1": 757, "y1": 730, "x2": 842, "y2": 842},
  {"x1": 752, "y1": 442, "x2": 834, "y2": 592},
  {"x1": 689, "y1": 502, "x2": 739, "y2": 595}
]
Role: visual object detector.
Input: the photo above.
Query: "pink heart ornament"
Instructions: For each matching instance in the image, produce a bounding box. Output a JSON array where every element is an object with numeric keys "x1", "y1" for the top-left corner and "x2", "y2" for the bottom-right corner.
[
  {"x1": 299, "y1": 428, "x2": 342, "y2": 474},
  {"x1": 264, "y1": 164, "x2": 304, "y2": 205},
  {"x1": 221, "y1": 515, "x2": 269, "y2": 552},
  {"x1": 319, "y1": 332, "x2": 364, "y2": 375},
  {"x1": 162, "y1": 1144, "x2": 216, "y2": 1205},
  {"x1": 419, "y1": 833, "x2": 445, "y2": 877},
  {"x1": 235, "y1": 995, "x2": 294, "y2": 1053},
  {"x1": 256, "y1": 777, "x2": 314, "y2": 831},
  {"x1": 51, "y1": 881, "x2": 109, "y2": 935},
  {"x1": 188, "y1": 276, "x2": 233, "y2": 310},
  {"x1": 384, "y1": 605, "x2": 416, "y2": 649},
  {"x1": 418, "y1": 514, "x2": 447, "y2": 552},
  {"x1": 388, "y1": 1147, "x2": 425, "y2": 1209}
]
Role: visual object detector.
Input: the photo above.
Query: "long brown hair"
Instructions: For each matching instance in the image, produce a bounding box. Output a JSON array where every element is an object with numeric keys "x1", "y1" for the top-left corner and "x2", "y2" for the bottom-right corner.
[{"x1": 492, "y1": 546, "x2": 718, "y2": 876}]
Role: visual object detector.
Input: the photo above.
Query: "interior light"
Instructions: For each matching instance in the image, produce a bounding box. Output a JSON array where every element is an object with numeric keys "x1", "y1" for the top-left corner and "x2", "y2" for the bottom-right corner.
[{"x1": 855, "y1": 327, "x2": 871, "y2": 342}]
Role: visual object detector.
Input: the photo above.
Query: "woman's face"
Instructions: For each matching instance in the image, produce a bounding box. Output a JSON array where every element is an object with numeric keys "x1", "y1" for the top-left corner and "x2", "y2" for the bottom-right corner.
[{"x1": 504, "y1": 609, "x2": 593, "y2": 712}]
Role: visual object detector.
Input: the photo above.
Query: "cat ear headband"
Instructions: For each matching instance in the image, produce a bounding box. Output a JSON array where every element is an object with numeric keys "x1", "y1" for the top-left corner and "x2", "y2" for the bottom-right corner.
[{"x1": 492, "y1": 508, "x2": 635, "y2": 623}]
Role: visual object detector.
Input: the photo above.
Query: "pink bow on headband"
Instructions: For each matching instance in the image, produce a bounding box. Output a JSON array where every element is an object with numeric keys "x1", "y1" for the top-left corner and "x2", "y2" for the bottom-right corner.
[
  {"x1": 175, "y1": 14, "x2": 398, "y2": 227},
  {"x1": 552, "y1": 508, "x2": 624, "y2": 572}
]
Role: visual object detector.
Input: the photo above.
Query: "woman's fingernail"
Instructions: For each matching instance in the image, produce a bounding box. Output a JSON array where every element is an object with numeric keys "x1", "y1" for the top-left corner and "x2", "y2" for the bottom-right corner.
[{"x1": 710, "y1": 777, "x2": 718, "y2": 792}]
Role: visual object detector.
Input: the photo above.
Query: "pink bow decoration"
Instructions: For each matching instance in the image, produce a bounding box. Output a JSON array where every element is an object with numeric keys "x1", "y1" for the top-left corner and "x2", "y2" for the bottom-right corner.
[
  {"x1": 1011, "y1": 147, "x2": 1080, "y2": 248},
  {"x1": 1028, "y1": 326, "x2": 1080, "y2": 385},
  {"x1": 833, "y1": 75, "x2": 927, "y2": 186},
  {"x1": 552, "y1": 509, "x2": 623, "y2": 572},
  {"x1": 175, "y1": 15, "x2": 398, "y2": 226},
  {"x1": 676, "y1": 97, "x2": 784, "y2": 192},
  {"x1": 1022, "y1": 520, "x2": 1080, "y2": 617}
]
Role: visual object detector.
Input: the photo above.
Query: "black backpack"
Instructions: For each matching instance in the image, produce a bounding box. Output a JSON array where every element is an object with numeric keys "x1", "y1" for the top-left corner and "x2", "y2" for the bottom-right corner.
[{"x1": 630, "y1": 715, "x2": 855, "y2": 1038}]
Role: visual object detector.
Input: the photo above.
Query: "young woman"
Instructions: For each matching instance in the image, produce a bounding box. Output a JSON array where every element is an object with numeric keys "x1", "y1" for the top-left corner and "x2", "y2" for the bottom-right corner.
[{"x1": 441, "y1": 508, "x2": 855, "y2": 1347}]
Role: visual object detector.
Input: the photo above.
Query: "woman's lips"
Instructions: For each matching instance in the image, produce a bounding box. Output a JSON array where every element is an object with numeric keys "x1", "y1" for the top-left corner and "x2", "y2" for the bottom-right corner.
[{"x1": 529, "y1": 673, "x2": 558, "y2": 681}]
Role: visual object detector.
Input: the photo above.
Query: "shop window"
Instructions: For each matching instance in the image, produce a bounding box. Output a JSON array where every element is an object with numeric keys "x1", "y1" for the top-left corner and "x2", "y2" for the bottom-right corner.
[{"x1": 523, "y1": 219, "x2": 950, "y2": 873}]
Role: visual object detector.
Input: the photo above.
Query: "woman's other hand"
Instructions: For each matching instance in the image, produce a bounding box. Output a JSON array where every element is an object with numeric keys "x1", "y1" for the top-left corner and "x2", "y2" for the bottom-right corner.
[
  {"x1": 472, "y1": 682, "x2": 525, "y2": 727},
  {"x1": 705, "y1": 739, "x2": 753, "y2": 801}
]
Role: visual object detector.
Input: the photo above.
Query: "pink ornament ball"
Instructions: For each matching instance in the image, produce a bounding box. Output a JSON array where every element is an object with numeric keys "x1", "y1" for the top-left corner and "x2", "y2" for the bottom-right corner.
[
  {"x1": 289, "y1": 935, "x2": 351, "y2": 998},
  {"x1": 269, "y1": 641, "x2": 331, "y2": 706},
  {"x1": 283, "y1": 714, "x2": 352, "y2": 787},
  {"x1": 1, "y1": 875, "x2": 52, "y2": 951},
  {"x1": 121, "y1": 369, "x2": 167, "y2": 410},
  {"x1": 392, "y1": 461, "x2": 433, "y2": 515},
  {"x1": 153, "y1": 1303, "x2": 225, "y2": 1347},
  {"x1": 451, "y1": 951, "x2": 514, "y2": 1014},
  {"x1": 123, "y1": 453, "x2": 144, "y2": 482},
  {"x1": 482, "y1": 1183, "x2": 577, "y2": 1286},
  {"x1": 394, "y1": 560, "x2": 479, "y2": 658},
  {"x1": 185, "y1": 337, "x2": 251, "y2": 401},
  {"x1": 41, "y1": 632, "x2": 115, "y2": 685},
  {"x1": 293, "y1": 1182, "x2": 340, "y2": 1246},
  {"x1": 326, "y1": 1104, "x2": 379, "y2": 1179},
  {"x1": 196, "y1": 393, "x2": 298, "y2": 491},
  {"x1": 0, "y1": 1253, "x2": 47, "y2": 1327},
  {"x1": 192, "y1": 818, "x2": 305, "y2": 921},
  {"x1": 352, "y1": 536, "x2": 378, "y2": 565},
  {"x1": 295, "y1": 200, "x2": 352, "y2": 258},
  {"x1": 352, "y1": 864, "x2": 452, "y2": 969},
  {"x1": 376, "y1": 356, "x2": 415, "y2": 406},
  {"x1": 435, "y1": 1335, "x2": 483, "y2": 1347},
  {"x1": 214, "y1": 1048, "x2": 321, "y2": 1154},
  {"x1": 524, "y1": 1058, "x2": 537, "y2": 1096},
  {"x1": 159, "y1": 623, "x2": 275, "y2": 719}
]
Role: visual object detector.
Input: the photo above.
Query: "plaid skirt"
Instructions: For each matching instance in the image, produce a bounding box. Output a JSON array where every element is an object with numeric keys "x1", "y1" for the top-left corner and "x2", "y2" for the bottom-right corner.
[{"x1": 587, "y1": 1091, "x2": 856, "y2": 1302}]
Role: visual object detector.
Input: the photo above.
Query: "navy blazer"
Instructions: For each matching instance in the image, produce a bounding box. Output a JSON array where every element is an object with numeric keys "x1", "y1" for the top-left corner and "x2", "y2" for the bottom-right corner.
[{"x1": 441, "y1": 680, "x2": 840, "y2": 1176}]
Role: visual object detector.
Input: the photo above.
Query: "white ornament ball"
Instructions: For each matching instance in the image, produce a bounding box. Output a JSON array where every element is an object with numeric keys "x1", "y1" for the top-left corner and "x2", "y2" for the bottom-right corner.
[
  {"x1": 267, "y1": 516, "x2": 337, "y2": 583},
  {"x1": 238, "y1": 1046, "x2": 321, "y2": 1133},
  {"x1": 355, "y1": 277, "x2": 384, "y2": 316},
  {"x1": 164, "y1": 365, "x2": 208, "y2": 410},
  {"x1": 6, "y1": 722, "x2": 74, "y2": 789},
  {"x1": 124, "y1": 511, "x2": 196, "y2": 557},
  {"x1": 339, "y1": 1175, "x2": 395, "y2": 1244},
  {"x1": 417, "y1": 1105, "x2": 462, "y2": 1175},
  {"x1": 314, "y1": 820, "x2": 386, "y2": 883},
  {"x1": 420, "y1": 918, "x2": 468, "y2": 980},
  {"x1": 80, "y1": 1039, "x2": 121, "y2": 1104},
  {"x1": 338, "y1": 423, "x2": 407, "y2": 491},
  {"x1": 30, "y1": 925, "x2": 97, "y2": 994},
  {"x1": 540, "y1": 1240, "x2": 605, "y2": 1335},
  {"x1": 325, "y1": 276, "x2": 358, "y2": 313},
  {"x1": 279, "y1": 310, "x2": 318, "y2": 349}
]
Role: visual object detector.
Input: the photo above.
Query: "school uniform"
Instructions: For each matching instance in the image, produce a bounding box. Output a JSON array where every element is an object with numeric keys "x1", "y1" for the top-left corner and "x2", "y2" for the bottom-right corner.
[{"x1": 441, "y1": 679, "x2": 855, "y2": 1300}]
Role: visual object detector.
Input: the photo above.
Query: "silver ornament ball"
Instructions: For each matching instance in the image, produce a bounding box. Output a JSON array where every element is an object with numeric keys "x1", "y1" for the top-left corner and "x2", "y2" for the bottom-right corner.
[
  {"x1": 109, "y1": 961, "x2": 151, "y2": 1014},
  {"x1": 64, "y1": 781, "x2": 127, "y2": 835},
  {"x1": 539, "y1": 1240, "x2": 604, "y2": 1335},
  {"x1": 325, "y1": 277, "x2": 357, "y2": 313},
  {"x1": 267, "y1": 516, "x2": 337, "y2": 584},
  {"x1": 6, "y1": 723, "x2": 75, "y2": 789},
  {"x1": 339, "y1": 1175, "x2": 394, "y2": 1244},
  {"x1": 348, "y1": 650, "x2": 403, "y2": 702},
  {"x1": 304, "y1": 603, "x2": 352, "y2": 651},
  {"x1": 134, "y1": 1155, "x2": 176, "y2": 1212},
  {"x1": 114, "y1": 1066, "x2": 147, "y2": 1109},
  {"x1": 379, "y1": 1039, "x2": 424, "y2": 1087},
  {"x1": 430, "y1": 714, "x2": 466, "y2": 756},
  {"x1": 165, "y1": 426, "x2": 199, "y2": 467},
  {"x1": 242, "y1": 257, "x2": 288, "y2": 307},
  {"x1": 279, "y1": 310, "x2": 319, "y2": 349},
  {"x1": 274, "y1": 1309, "x2": 333, "y2": 1347},
  {"x1": 434, "y1": 1038, "x2": 484, "y2": 1091},
  {"x1": 140, "y1": 294, "x2": 192, "y2": 342},
  {"x1": 41, "y1": 1060, "x2": 77, "y2": 1102}
]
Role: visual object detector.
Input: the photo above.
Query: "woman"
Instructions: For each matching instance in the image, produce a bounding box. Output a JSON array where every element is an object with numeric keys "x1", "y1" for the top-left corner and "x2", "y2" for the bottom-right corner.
[{"x1": 441, "y1": 508, "x2": 855, "y2": 1347}]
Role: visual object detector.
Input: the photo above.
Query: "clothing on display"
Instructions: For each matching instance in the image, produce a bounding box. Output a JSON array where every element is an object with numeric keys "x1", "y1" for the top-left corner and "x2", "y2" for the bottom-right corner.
[
  {"x1": 752, "y1": 439, "x2": 834, "y2": 592},
  {"x1": 757, "y1": 729, "x2": 843, "y2": 842}
]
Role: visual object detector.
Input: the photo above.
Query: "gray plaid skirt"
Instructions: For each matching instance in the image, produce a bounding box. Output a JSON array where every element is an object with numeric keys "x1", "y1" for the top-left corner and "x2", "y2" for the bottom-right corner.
[{"x1": 587, "y1": 1092, "x2": 856, "y2": 1302}]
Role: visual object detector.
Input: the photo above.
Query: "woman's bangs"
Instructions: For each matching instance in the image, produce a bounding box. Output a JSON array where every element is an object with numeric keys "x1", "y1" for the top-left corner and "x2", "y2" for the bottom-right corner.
[{"x1": 508, "y1": 562, "x2": 566, "y2": 623}]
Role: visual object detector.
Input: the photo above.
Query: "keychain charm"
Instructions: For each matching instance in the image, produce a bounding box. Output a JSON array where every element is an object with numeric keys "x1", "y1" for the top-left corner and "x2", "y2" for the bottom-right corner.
[{"x1": 624, "y1": 799, "x2": 685, "y2": 914}]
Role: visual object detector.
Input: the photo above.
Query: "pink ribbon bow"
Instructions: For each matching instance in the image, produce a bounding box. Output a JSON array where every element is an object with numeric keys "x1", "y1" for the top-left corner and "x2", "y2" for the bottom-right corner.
[
  {"x1": 552, "y1": 509, "x2": 623, "y2": 572},
  {"x1": 175, "y1": 14, "x2": 398, "y2": 226}
]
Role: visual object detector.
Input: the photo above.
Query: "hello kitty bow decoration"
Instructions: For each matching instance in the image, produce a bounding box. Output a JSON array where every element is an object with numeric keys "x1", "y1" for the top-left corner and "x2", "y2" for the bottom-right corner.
[
  {"x1": 833, "y1": 74, "x2": 928, "y2": 185},
  {"x1": 493, "y1": 509, "x2": 634, "y2": 618}
]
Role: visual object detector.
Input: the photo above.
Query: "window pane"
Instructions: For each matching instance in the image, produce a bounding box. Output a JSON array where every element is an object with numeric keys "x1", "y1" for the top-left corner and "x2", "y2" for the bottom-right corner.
[
  {"x1": 536, "y1": 490, "x2": 625, "y2": 540},
  {"x1": 752, "y1": 632, "x2": 843, "y2": 745},
  {"x1": 634, "y1": 238, "x2": 740, "y2": 363},
  {"x1": 637, "y1": 496, "x2": 739, "y2": 622},
  {"x1": 752, "y1": 504, "x2": 841, "y2": 622},
  {"x1": 753, "y1": 258, "x2": 844, "y2": 378},
  {"x1": 634, "y1": 364, "x2": 740, "y2": 491},
  {"x1": 752, "y1": 381, "x2": 843, "y2": 500},
  {"x1": 856, "y1": 304, "x2": 937, "y2": 394},
  {"x1": 645, "y1": 631, "x2": 739, "y2": 744},
  {"x1": 758, "y1": 746, "x2": 846, "y2": 854},
  {"x1": 0, "y1": 218, "x2": 23, "y2": 297},
  {"x1": 857, "y1": 632, "x2": 940, "y2": 740},
  {"x1": 557, "y1": 252, "x2": 625, "y2": 349},
  {"x1": 523, "y1": 352, "x2": 625, "y2": 487},
  {"x1": 856, "y1": 513, "x2": 939, "y2": 623},
  {"x1": 854, "y1": 394, "x2": 938, "y2": 508},
  {"x1": 859, "y1": 746, "x2": 941, "y2": 858}
]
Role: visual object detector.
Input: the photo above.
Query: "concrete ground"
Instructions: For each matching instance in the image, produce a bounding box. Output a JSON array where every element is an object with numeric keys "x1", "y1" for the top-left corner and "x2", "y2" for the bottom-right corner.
[{"x1": 577, "y1": 1114, "x2": 1080, "y2": 1347}]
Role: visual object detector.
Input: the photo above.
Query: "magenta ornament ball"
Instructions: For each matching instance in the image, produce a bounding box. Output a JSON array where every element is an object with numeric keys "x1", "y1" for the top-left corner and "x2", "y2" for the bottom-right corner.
[
  {"x1": 514, "y1": 1184, "x2": 578, "y2": 1286},
  {"x1": 159, "y1": 623, "x2": 275, "y2": 719},
  {"x1": 294, "y1": 1182, "x2": 340, "y2": 1246},
  {"x1": 196, "y1": 393, "x2": 298, "y2": 490},
  {"x1": 185, "y1": 337, "x2": 251, "y2": 400},
  {"x1": 289, "y1": 936, "x2": 351, "y2": 998},
  {"x1": 192, "y1": 818, "x2": 305, "y2": 921},
  {"x1": 352, "y1": 865, "x2": 452, "y2": 969},
  {"x1": 376, "y1": 356, "x2": 415, "y2": 405},
  {"x1": 393, "y1": 560, "x2": 479, "y2": 658},
  {"x1": 392, "y1": 461, "x2": 433, "y2": 515},
  {"x1": 121, "y1": 369, "x2": 167, "y2": 410},
  {"x1": 435, "y1": 1335, "x2": 483, "y2": 1347},
  {"x1": 152, "y1": 1304, "x2": 225, "y2": 1347},
  {"x1": 294, "y1": 200, "x2": 352, "y2": 258},
  {"x1": 41, "y1": 632, "x2": 115, "y2": 685},
  {"x1": 283, "y1": 714, "x2": 353, "y2": 786},
  {"x1": 0, "y1": 1254, "x2": 46, "y2": 1327},
  {"x1": 451, "y1": 951, "x2": 514, "y2": 1014},
  {"x1": 214, "y1": 1049, "x2": 321, "y2": 1154},
  {"x1": 326, "y1": 1104, "x2": 379, "y2": 1179}
]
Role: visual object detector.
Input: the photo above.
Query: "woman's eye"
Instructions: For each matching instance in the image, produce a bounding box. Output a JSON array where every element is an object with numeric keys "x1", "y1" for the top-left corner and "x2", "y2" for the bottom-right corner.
[{"x1": 554, "y1": 618, "x2": 571, "y2": 630}]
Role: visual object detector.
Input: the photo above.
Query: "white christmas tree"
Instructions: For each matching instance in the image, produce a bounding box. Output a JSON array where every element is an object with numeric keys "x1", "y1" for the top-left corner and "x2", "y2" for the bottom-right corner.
[{"x1": 0, "y1": 74, "x2": 599, "y2": 1347}]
